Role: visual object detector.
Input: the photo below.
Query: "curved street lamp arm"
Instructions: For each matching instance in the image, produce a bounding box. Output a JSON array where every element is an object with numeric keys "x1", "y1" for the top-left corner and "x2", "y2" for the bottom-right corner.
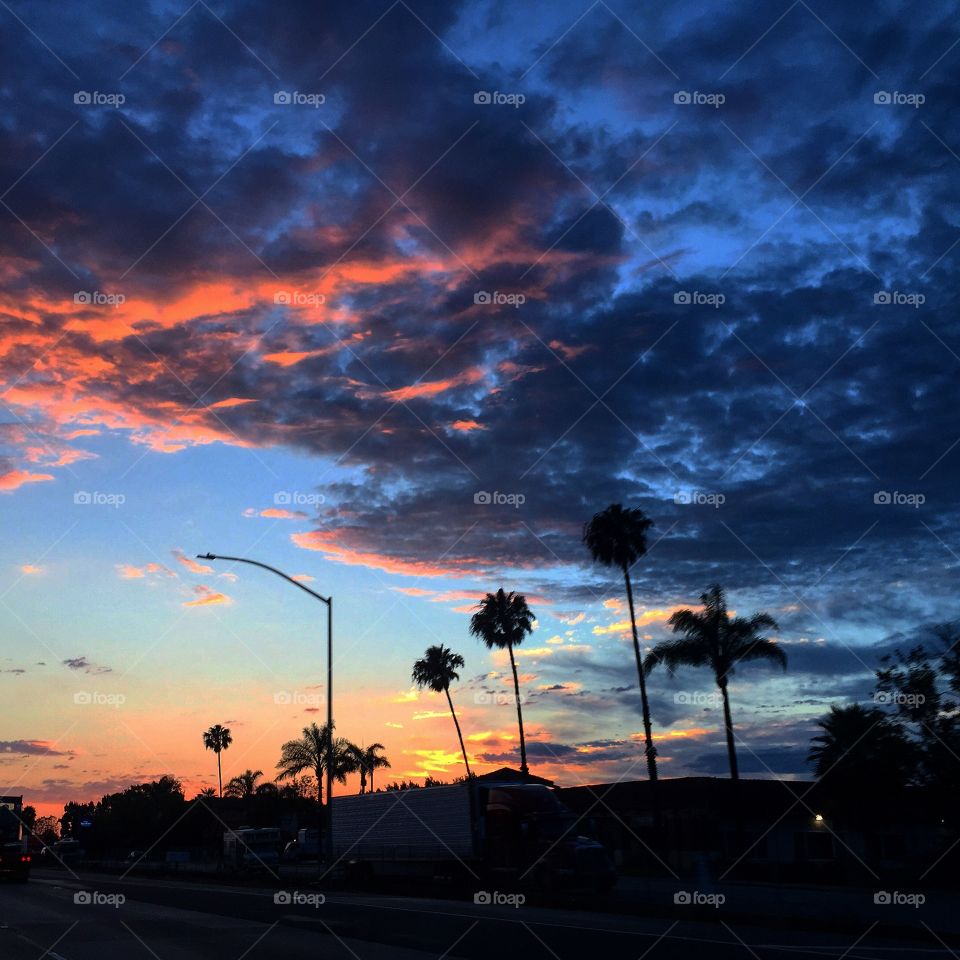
[{"x1": 197, "y1": 554, "x2": 330, "y2": 605}]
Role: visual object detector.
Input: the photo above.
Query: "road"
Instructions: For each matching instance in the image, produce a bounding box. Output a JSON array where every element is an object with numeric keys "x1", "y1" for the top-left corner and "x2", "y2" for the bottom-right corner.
[{"x1": 0, "y1": 869, "x2": 945, "y2": 959}]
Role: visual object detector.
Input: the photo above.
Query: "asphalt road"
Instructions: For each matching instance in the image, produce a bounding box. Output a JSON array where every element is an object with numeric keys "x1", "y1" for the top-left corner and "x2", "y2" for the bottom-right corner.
[{"x1": 0, "y1": 869, "x2": 945, "y2": 959}]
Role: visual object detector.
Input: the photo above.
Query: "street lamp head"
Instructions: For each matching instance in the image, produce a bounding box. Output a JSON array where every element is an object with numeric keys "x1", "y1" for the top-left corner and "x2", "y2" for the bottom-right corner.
[{"x1": 197, "y1": 553, "x2": 217, "y2": 560}]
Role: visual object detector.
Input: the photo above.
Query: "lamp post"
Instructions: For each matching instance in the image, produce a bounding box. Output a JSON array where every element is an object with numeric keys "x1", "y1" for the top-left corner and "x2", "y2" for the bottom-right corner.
[{"x1": 197, "y1": 553, "x2": 334, "y2": 865}]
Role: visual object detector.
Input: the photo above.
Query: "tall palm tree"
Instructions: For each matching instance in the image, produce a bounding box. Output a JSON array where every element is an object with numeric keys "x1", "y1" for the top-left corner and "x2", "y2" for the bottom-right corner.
[
  {"x1": 202, "y1": 724, "x2": 232, "y2": 798},
  {"x1": 276, "y1": 722, "x2": 356, "y2": 805},
  {"x1": 583, "y1": 504, "x2": 659, "y2": 789},
  {"x1": 469, "y1": 589, "x2": 534, "y2": 776},
  {"x1": 224, "y1": 769, "x2": 263, "y2": 799},
  {"x1": 644, "y1": 585, "x2": 785, "y2": 780},
  {"x1": 347, "y1": 743, "x2": 391, "y2": 793},
  {"x1": 412, "y1": 645, "x2": 472, "y2": 778}
]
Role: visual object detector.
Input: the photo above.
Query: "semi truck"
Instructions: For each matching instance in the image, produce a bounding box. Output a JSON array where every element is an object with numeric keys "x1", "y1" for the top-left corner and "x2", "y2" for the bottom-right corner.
[
  {"x1": 0, "y1": 796, "x2": 31, "y2": 882},
  {"x1": 331, "y1": 781, "x2": 614, "y2": 891}
]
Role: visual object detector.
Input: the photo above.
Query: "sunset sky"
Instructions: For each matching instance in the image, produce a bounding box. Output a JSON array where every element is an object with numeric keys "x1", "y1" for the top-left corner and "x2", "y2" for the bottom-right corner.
[{"x1": 1, "y1": 0, "x2": 958, "y2": 817}]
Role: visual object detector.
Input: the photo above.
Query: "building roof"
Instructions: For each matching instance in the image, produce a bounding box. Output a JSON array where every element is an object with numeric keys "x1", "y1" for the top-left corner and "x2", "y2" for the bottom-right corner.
[{"x1": 474, "y1": 767, "x2": 555, "y2": 787}]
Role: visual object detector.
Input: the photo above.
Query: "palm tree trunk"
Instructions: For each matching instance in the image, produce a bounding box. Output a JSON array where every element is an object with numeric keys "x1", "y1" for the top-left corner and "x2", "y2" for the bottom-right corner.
[
  {"x1": 369, "y1": 767, "x2": 373, "y2": 793},
  {"x1": 623, "y1": 566, "x2": 660, "y2": 822},
  {"x1": 719, "y1": 677, "x2": 739, "y2": 780},
  {"x1": 507, "y1": 642, "x2": 528, "y2": 776},
  {"x1": 217, "y1": 751, "x2": 222, "y2": 799},
  {"x1": 445, "y1": 684, "x2": 472, "y2": 777}
]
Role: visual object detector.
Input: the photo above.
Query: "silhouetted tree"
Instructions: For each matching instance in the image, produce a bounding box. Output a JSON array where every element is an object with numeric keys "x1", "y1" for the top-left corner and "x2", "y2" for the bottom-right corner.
[
  {"x1": 645, "y1": 585, "x2": 785, "y2": 780},
  {"x1": 875, "y1": 626, "x2": 960, "y2": 788},
  {"x1": 224, "y1": 769, "x2": 263, "y2": 799},
  {"x1": 202, "y1": 724, "x2": 232, "y2": 798},
  {"x1": 276, "y1": 722, "x2": 356, "y2": 805},
  {"x1": 808, "y1": 703, "x2": 915, "y2": 792},
  {"x1": 346, "y1": 743, "x2": 391, "y2": 794},
  {"x1": 470, "y1": 589, "x2": 534, "y2": 775},
  {"x1": 583, "y1": 504, "x2": 660, "y2": 792},
  {"x1": 412, "y1": 644, "x2": 472, "y2": 777},
  {"x1": 33, "y1": 815, "x2": 60, "y2": 845}
]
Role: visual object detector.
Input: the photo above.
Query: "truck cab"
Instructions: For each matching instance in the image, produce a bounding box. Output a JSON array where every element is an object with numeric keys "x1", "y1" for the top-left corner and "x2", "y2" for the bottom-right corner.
[{"x1": 0, "y1": 796, "x2": 31, "y2": 882}]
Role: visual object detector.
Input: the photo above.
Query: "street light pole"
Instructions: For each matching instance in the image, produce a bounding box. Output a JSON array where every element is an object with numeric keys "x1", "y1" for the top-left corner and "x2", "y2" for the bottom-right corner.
[{"x1": 197, "y1": 553, "x2": 334, "y2": 865}]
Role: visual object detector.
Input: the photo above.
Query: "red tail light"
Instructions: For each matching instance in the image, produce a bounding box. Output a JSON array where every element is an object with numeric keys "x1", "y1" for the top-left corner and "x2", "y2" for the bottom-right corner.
[{"x1": 21, "y1": 855, "x2": 30, "y2": 862}]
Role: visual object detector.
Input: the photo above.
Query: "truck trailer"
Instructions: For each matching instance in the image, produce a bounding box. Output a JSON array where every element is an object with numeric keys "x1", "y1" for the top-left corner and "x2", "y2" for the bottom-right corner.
[
  {"x1": 0, "y1": 796, "x2": 31, "y2": 882},
  {"x1": 331, "y1": 780, "x2": 614, "y2": 891}
]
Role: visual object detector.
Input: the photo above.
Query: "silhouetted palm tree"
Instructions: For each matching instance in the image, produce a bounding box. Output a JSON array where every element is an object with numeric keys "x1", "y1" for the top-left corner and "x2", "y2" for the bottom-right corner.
[
  {"x1": 202, "y1": 724, "x2": 232, "y2": 798},
  {"x1": 196, "y1": 787, "x2": 217, "y2": 799},
  {"x1": 583, "y1": 504, "x2": 659, "y2": 788},
  {"x1": 645, "y1": 585, "x2": 785, "y2": 780},
  {"x1": 470, "y1": 589, "x2": 534, "y2": 775},
  {"x1": 412, "y1": 645, "x2": 472, "y2": 778},
  {"x1": 808, "y1": 703, "x2": 914, "y2": 791},
  {"x1": 224, "y1": 769, "x2": 263, "y2": 799},
  {"x1": 347, "y1": 743, "x2": 391, "y2": 793},
  {"x1": 276, "y1": 722, "x2": 356, "y2": 804}
]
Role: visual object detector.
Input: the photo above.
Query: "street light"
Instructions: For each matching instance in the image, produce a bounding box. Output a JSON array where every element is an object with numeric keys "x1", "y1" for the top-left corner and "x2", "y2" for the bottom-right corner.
[{"x1": 197, "y1": 553, "x2": 334, "y2": 864}]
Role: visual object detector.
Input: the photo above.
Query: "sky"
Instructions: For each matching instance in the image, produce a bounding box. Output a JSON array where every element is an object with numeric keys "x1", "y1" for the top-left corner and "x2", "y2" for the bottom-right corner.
[{"x1": 1, "y1": 0, "x2": 958, "y2": 817}]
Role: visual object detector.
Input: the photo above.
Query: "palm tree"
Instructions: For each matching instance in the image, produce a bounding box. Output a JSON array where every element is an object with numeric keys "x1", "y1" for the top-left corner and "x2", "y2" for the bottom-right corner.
[
  {"x1": 808, "y1": 703, "x2": 914, "y2": 791},
  {"x1": 347, "y1": 743, "x2": 391, "y2": 793},
  {"x1": 276, "y1": 722, "x2": 357, "y2": 804},
  {"x1": 644, "y1": 585, "x2": 785, "y2": 780},
  {"x1": 202, "y1": 724, "x2": 232, "y2": 798},
  {"x1": 583, "y1": 504, "x2": 659, "y2": 788},
  {"x1": 224, "y1": 769, "x2": 263, "y2": 799},
  {"x1": 412, "y1": 645, "x2": 472, "y2": 778},
  {"x1": 469, "y1": 589, "x2": 534, "y2": 776}
]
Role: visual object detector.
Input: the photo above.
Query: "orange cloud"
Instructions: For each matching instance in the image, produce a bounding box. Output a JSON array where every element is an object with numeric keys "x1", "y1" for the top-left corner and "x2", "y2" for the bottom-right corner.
[
  {"x1": 207, "y1": 398, "x2": 256, "y2": 409},
  {"x1": 592, "y1": 606, "x2": 684, "y2": 635},
  {"x1": 0, "y1": 470, "x2": 55, "y2": 492},
  {"x1": 183, "y1": 584, "x2": 231, "y2": 608},
  {"x1": 20, "y1": 564, "x2": 44, "y2": 575},
  {"x1": 173, "y1": 549, "x2": 212, "y2": 574},
  {"x1": 450, "y1": 419, "x2": 485, "y2": 432},
  {"x1": 292, "y1": 530, "x2": 481, "y2": 578},
  {"x1": 381, "y1": 366, "x2": 486, "y2": 402},
  {"x1": 116, "y1": 564, "x2": 145, "y2": 579}
]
